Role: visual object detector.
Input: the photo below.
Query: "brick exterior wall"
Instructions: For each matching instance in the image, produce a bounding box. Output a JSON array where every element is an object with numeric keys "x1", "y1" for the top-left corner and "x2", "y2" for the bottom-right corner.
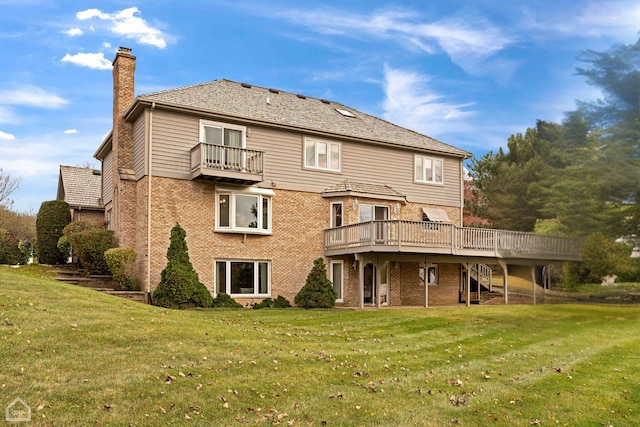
[
  {"x1": 70, "y1": 209, "x2": 104, "y2": 225},
  {"x1": 135, "y1": 177, "x2": 327, "y2": 304},
  {"x1": 123, "y1": 175, "x2": 464, "y2": 307}
]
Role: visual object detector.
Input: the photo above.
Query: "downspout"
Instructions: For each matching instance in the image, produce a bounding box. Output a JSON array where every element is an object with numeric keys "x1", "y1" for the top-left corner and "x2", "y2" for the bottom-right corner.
[
  {"x1": 146, "y1": 102, "x2": 156, "y2": 301},
  {"x1": 460, "y1": 161, "x2": 465, "y2": 227}
]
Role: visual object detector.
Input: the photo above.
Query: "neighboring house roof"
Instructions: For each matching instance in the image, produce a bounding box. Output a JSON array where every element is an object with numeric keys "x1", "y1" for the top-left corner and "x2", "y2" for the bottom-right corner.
[
  {"x1": 57, "y1": 166, "x2": 103, "y2": 210},
  {"x1": 127, "y1": 79, "x2": 471, "y2": 158},
  {"x1": 322, "y1": 180, "x2": 406, "y2": 202}
]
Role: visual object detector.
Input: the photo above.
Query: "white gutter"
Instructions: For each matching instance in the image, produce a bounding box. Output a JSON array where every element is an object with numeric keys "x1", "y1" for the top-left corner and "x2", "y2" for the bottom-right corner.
[{"x1": 147, "y1": 102, "x2": 155, "y2": 298}]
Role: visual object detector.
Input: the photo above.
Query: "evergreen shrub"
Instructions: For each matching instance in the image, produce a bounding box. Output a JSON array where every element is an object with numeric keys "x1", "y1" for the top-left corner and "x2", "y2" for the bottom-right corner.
[
  {"x1": 35, "y1": 200, "x2": 71, "y2": 264},
  {"x1": 153, "y1": 223, "x2": 213, "y2": 309},
  {"x1": 104, "y1": 247, "x2": 137, "y2": 290},
  {"x1": 294, "y1": 258, "x2": 337, "y2": 308}
]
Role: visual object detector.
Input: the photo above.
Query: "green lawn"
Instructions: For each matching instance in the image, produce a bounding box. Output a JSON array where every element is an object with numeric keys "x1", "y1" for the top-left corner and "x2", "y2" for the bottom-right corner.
[{"x1": 1, "y1": 266, "x2": 639, "y2": 426}]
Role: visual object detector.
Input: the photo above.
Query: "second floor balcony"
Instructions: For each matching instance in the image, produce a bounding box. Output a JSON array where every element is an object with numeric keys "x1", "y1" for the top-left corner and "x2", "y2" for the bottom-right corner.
[
  {"x1": 190, "y1": 143, "x2": 264, "y2": 184},
  {"x1": 324, "y1": 220, "x2": 581, "y2": 262}
]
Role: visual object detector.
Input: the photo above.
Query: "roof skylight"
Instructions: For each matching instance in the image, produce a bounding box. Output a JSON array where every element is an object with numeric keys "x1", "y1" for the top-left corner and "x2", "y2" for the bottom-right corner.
[{"x1": 335, "y1": 108, "x2": 355, "y2": 117}]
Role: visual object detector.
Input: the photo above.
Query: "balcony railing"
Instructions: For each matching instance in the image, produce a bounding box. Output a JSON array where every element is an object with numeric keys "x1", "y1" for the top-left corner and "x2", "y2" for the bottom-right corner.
[
  {"x1": 190, "y1": 143, "x2": 264, "y2": 184},
  {"x1": 324, "y1": 220, "x2": 581, "y2": 261}
]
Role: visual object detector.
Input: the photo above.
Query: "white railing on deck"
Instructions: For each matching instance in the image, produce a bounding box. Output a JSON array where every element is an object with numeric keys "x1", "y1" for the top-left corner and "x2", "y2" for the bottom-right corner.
[
  {"x1": 190, "y1": 143, "x2": 264, "y2": 175},
  {"x1": 324, "y1": 220, "x2": 581, "y2": 261}
]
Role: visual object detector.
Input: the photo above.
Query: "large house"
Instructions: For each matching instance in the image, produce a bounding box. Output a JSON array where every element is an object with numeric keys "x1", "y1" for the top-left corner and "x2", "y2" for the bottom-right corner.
[{"x1": 94, "y1": 47, "x2": 579, "y2": 308}]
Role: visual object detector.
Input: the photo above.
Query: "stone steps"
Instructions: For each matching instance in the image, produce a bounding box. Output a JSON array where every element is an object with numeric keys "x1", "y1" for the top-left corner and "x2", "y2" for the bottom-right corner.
[{"x1": 52, "y1": 265, "x2": 147, "y2": 304}]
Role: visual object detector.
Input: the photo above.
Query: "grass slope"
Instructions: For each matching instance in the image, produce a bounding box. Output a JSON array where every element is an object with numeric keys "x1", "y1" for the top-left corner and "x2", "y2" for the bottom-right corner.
[{"x1": 1, "y1": 266, "x2": 640, "y2": 426}]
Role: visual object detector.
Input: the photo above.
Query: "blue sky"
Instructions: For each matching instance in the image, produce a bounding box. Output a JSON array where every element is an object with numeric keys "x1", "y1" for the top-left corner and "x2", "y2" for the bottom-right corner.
[{"x1": 1, "y1": 0, "x2": 639, "y2": 212}]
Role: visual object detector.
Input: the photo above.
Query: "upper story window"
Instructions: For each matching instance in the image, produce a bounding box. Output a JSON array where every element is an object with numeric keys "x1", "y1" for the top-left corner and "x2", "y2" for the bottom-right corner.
[
  {"x1": 304, "y1": 137, "x2": 341, "y2": 172},
  {"x1": 415, "y1": 155, "x2": 443, "y2": 184},
  {"x1": 216, "y1": 185, "x2": 274, "y2": 234},
  {"x1": 200, "y1": 120, "x2": 246, "y2": 148}
]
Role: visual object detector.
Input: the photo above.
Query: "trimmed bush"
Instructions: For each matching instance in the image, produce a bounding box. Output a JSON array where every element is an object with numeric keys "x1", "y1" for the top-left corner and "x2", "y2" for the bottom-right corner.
[
  {"x1": 36, "y1": 200, "x2": 71, "y2": 264},
  {"x1": 105, "y1": 247, "x2": 137, "y2": 290},
  {"x1": 0, "y1": 228, "x2": 23, "y2": 264},
  {"x1": 153, "y1": 223, "x2": 213, "y2": 309},
  {"x1": 294, "y1": 258, "x2": 337, "y2": 308},
  {"x1": 64, "y1": 223, "x2": 116, "y2": 275},
  {"x1": 252, "y1": 295, "x2": 291, "y2": 309},
  {"x1": 211, "y1": 293, "x2": 242, "y2": 308}
]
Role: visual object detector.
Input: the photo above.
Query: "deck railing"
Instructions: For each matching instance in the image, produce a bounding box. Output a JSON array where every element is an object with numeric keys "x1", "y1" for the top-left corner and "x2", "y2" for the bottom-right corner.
[
  {"x1": 324, "y1": 220, "x2": 581, "y2": 261},
  {"x1": 190, "y1": 143, "x2": 264, "y2": 176}
]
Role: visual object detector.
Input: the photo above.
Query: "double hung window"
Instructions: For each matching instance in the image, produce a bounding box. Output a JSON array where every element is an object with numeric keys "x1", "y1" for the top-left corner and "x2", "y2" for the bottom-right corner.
[
  {"x1": 304, "y1": 138, "x2": 341, "y2": 172},
  {"x1": 419, "y1": 265, "x2": 438, "y2": 285},
  {"x1": 216, "y1": 260, "x2": 270, "y2": 297},
  {"x1": 415, "y1": 155, "x2": 444, "y2": 184}
]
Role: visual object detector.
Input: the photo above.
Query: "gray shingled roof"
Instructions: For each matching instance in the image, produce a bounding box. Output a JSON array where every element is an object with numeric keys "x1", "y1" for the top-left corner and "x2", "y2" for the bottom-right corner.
[
  {"x1": 58, "y1": 166, "x2": 103, "y2": 209},
  {"x1": 137, "y1": 79, "x2": 470, "y2": 158},
  {"x1": 322, "y1": 180, "x2": 406, "y2": 201}
]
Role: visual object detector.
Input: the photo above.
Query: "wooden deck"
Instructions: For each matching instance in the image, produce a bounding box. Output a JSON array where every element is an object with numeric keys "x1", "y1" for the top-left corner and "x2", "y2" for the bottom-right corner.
[{"x1": 324, "y1": 220, "x2": 581, "y2": 262}]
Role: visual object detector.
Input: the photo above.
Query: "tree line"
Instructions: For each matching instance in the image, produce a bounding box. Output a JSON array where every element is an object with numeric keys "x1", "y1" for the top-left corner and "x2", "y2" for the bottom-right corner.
[{"x1": 467, "y1": 36, "x2": 640, "y2": 241}]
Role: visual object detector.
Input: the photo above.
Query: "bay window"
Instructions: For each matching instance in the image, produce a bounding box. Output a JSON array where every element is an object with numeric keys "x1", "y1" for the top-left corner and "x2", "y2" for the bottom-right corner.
[{"x1": 216, "y1": 185, "x2": 273, "y2": 234}]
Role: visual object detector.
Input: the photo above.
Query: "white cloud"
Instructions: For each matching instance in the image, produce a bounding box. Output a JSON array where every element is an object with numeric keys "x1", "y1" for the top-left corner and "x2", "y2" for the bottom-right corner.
[
  {"x1": 76, "y1": 8, "x2": 106, "y2": 20},
  {"x1": 61, "y1": 52, "x2": 112, "y2": 70},
  {"x1": 0, "y1": 106, "x2": 18, "y2": 124},
  {"x1": 76, "y1": 7, "x2": 168, "y2": 48},
  {"x1": 381, "y1": 66, "x2": 475, "y2": 136},
  {"x1": 0, "y1": 131, "x2": 15, "y2": 140},
  {"x1": 102, "y1": 42, "x2": 112, "y2": 49},
  {"x1": 62, "y1": 27, "x2": 83, "y2": 37},
  {"x1": 520, "y1": 1, "x2": 640, "y2": 39},
  {"x1": 273, "y1": 7, "x2": 511, "y2": 74},
  {"x1": 64, "y1": 129, "x2": 79, "y2": 134},
  {"x1": 0, "y1": 85, "x2": 68, "y2": 108}
]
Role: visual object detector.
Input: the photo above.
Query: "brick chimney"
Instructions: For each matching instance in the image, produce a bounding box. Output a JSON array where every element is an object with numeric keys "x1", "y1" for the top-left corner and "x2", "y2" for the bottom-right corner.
[
  {"x1": 110, "y1": 47, "x2": 137, "y2": 248},
  {"x1": 112, "y1": 46, "x2": 136, "y2": 172}
]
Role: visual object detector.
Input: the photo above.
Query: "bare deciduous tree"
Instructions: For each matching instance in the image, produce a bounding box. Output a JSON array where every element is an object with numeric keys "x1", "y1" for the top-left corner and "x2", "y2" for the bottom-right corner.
[{"x1": 0, "y1": 169, "x2": 20, "y2": 207}]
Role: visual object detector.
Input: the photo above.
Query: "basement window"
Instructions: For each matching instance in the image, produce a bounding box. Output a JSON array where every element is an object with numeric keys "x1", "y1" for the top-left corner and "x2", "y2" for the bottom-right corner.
[{"x1": 216, "y1": 260, "x2": 270, "y2": 297}]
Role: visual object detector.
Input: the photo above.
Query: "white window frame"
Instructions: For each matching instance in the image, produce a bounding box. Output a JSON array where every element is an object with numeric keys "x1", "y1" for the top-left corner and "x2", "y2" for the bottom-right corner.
[
  {"x1": 419, "y1": 264, "x2": 439, "y2": 285},
  {"x1": 304, "y1": 137, "x2": 341, "y2": 172},
  {"x1": 215, "y1": 185, "x2": 274, "y2": 234},
  {"x1": 414, "y1": 155, "x2": 444, "y2": 184},
  {"x1": 330, "y1": 260, "x2": 344, "y2": 303},
  {"x1": 199, "y1": 120, "x2": 246, "y2": 147},
  {"x1": 215, "y1": 259, "x2": 271, "y2": 297}
]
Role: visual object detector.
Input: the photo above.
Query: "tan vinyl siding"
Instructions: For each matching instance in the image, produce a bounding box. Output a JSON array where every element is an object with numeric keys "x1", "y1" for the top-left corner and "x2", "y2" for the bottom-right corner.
[
  {"x1": 133, "y1": 111, "x2": 147, "y2": 180},
  {"x1": 151, "y1": 110, "x2": 198, "y2": 179},
  {"x1": 146, "y1": 108, "x2": 462, "y2": 207},
  {"x1": 102, "y1": 152, "x2": 113, "y2": 204},
  {"x1": 249, "y1": 127, "x2": 462, "y2": 207}
]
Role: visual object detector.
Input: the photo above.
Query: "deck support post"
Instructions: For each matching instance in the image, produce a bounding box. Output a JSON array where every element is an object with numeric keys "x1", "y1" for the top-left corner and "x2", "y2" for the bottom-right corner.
[
  {"x1": 498, "y1": 259, "x2": 508, "y2": 305},
  {"x1": 464, "y1": 262, "x2": 471, "y2": 307},
  {"x1": 476, "y1": 264, "x2": 481, "y2": 302},
  {"x1": 531, "y1": 266, "x2": 537, "y2": 306},
  {"x1": 376, "y1": 259, "x2": 382, "y2": 309},
  {"x1": 356, "y1": 255, "x2": 364, "y2": 310},
  {"x1": 424, "y1": 258, "x2": 429, "y2": 308}
]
